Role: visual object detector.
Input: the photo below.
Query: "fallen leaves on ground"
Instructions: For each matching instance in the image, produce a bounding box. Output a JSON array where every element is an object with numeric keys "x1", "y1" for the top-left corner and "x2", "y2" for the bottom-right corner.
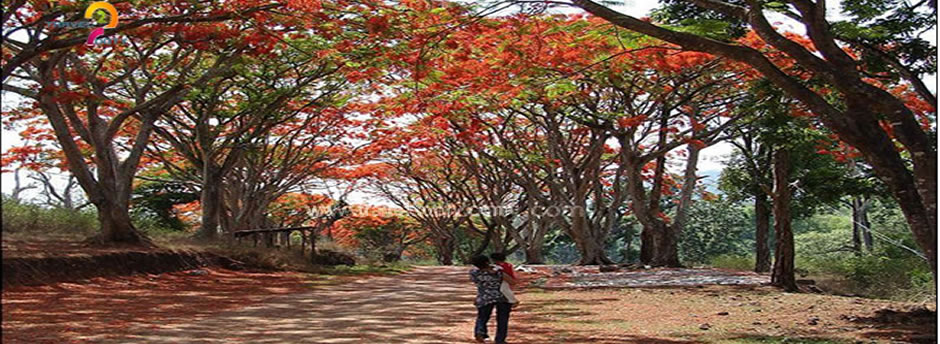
[{"x1": 2, "y1": 268, "x2": 309, "y2": 343}]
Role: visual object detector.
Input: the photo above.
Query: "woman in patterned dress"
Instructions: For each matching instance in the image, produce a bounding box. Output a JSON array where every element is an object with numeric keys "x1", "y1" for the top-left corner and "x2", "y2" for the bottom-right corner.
[{"x1": 469, "y1": 255, "x2": 516, "y2": 343}]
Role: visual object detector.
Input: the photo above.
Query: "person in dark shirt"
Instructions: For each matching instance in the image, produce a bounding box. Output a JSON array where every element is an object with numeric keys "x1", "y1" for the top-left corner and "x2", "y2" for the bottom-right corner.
[{"x1": 469, "y1": 255, "x2": 515, "y2": 343}]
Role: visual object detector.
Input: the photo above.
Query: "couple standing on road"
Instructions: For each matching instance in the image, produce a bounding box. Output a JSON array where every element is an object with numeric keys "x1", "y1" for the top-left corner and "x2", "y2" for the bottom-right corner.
[{"x1": 469, "y1": 252, "x2": 519, "y2": 344}]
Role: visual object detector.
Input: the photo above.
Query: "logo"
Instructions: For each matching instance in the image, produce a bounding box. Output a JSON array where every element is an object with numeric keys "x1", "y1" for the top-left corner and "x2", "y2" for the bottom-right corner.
[
  {"x1": 46, "y1": 1, "x2": 126, "y2": 46},
  {"x1": 84, "y1": 2, "x2": 119, "y2": 46}
]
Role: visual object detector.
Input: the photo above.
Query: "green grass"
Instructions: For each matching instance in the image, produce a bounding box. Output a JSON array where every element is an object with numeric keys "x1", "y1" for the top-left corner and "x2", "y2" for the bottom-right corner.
[
  {"x1": 296, "y1": 262, "x2": 414, "y2": 288},
  {"x1": 2, "y1": 196, "x2": 97, "y2": 237},
  {"x1": 314, "y1": 262, "x2": 413, "y2": 275}
]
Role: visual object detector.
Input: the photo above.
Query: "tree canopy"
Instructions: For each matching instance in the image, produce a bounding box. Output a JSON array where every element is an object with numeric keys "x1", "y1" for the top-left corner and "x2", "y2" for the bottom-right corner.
[{"x1": 1, "y1": 0, "x2": 935, "y2": 287}]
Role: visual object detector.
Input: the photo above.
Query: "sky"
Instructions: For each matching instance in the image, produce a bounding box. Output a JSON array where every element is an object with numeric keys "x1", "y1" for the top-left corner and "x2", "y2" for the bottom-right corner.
[{"x1": 0, "y1": 0, "x2": 933, "y2": 207}]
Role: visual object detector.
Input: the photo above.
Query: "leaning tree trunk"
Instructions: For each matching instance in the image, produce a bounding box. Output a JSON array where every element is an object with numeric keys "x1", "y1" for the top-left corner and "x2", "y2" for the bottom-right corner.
[
  {"x1": 771, "y1": 149, "x2": 797, "y2": 292},
  {"x1": 39, "y1": 93, "x2": 152, "y2": 247},
  {"x1": 754, "y1": 193, "x2": 772, "y2": 273},
  {"x1": 632, "y1": 144, "x2": 691, "y2": 268},
  {"x1": 650, "y1": 142, "x2": 702, "y2": 269},
  {"x1": 470, "y1": 223, "x2": 495, "y2": 257}
]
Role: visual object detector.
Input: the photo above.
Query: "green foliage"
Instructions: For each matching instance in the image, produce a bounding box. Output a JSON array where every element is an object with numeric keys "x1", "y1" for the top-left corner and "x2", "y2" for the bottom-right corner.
[
  {"x1": 1, "y1": 194, "x2": 189, "y2": 241},
  {"x1": 544, "y1": 231, "x2": 580, "y2": 265},
  {"x1": 793, "y1": 211, "x2": 851, "y2": 235},
  {"x1": 651, "y1": 0, "x2": 749, "y2": 40},
  {"x1": 544, "y1": 80, "x2": 577, "y2": 99},
  {"x1": 1, "y1": 195, "x2": 97, "y2": 236},
  {"x1": 694, "y1": 195, "x2": 931, "y2": 301},
  {"x1": 799, "y1": 251, "x2": 933, "y2": 302},
  {"x1": 131, "y1": 180, "x2": 198, "y2": 231},
  {"x1": 680, "y1": 198, "x2": 753, "y2": 265},
  {"x1": 606, "y1": 216, "x2": 639, "y2": 263},
  {"x1": 719, "y1": 88, "x2": 872, "y2": 218},
  {"x1": 655, "y1": 0, "x2": 937, "y2": 79},
  {"x1": 833, "y1": 0, "x2": 937, "y2": 76}
]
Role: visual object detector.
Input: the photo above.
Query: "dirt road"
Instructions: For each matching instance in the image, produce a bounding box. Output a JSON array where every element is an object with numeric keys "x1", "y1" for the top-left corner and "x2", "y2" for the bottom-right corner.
[
  {"x1": 99, "y1": 266, "x2": 482, "y2": 343},
  {"x1": 7, "y1": 265, "x2": 930, "y2": 343}
]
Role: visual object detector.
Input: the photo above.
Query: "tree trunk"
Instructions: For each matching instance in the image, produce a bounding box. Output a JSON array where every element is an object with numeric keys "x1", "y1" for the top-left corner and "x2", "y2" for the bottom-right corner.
[
  {"x1": 518, "y1": 202, "x2": 551, "y2": 264},
  {"x1": 523, "y1": 244, "x2": 545, "y2": 264},
  {"x1": 755, "y1": 193, "x2": 772, "y2": 273},
  {"x1": 639, "y1": 224, "x2": 656, "y2": 265},
  {"x1": 654, "y1": 225, "x2": 681, "y2": 267},
  {"x1": 771, "y1": 149, "x2": 797, "y2": 292},
  {"x1": 383, "y1": 249, "x2": 403, "y2": 263},
  {"x1": 471, "y1": 229, "x2": 492, "y2": 258},
  {"x1": 522, "y1": 220, "x2": 548, "y2": 265},
  {"x1": 197, "y1": 166, "x2": 223, "y2": 239},
  {"x1": 630, "y1": 143, "x2": 687, "y2": 268},
  {"x1": 861, "y1": 205, "x2": 874, "y2": 251},
  {"x1": 639, "y1": 221, "x2": 680, "y2": 267},
  {"x1": 198, "y1": 181, "x2": 222, "y2": 239},
  {"x1": 663, "y1": 142, "x2": 701, "y2": 268},
  {"x1": 854, "y1": 197, "x2": 874, "y2": 251},
  {"x1": 574, "y1": 235, "x2": 612, "y2": 265},
  {"x1": 851, "y1": 198, "x2": 863, "y2": 252},
  {"x1": 436, "y1": 235, "x2": 455, "y2": 265},
  {"x1": 570, "y1": 208, "x2": 613, "y2": 265},
  {"x1": 11, "y1": 168, "x2": 36, "y2": 201},
  {"x1": 853, "y1": 131, "x2": 937, "y2": 277},
  {"x1": 92, "y1": 198, "x2": 150, "y2": 245}
]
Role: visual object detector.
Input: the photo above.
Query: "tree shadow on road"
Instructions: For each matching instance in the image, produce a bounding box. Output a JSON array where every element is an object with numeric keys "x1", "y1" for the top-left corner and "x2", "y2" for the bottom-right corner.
[{"x1": 93, "y1": 266, "x2": 483, "y2": 343}]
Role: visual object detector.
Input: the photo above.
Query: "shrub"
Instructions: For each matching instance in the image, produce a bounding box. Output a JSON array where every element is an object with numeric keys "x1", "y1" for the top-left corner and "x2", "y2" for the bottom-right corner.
[
  {"x1": 311, "y1": 249, "x2": 356, "y2": 266},
  {"x1": 131, "y1": 211, "x2": 190, "y2": 240},
  {"x1": 843, "y1": 254, "x2": 933, "y2": 301},
  {"x1": 793, "y1": 208, "x2": 934, "y2": 302},
  {"x1": 708, "y1": 254, "x2": 754, "y2": 271}
]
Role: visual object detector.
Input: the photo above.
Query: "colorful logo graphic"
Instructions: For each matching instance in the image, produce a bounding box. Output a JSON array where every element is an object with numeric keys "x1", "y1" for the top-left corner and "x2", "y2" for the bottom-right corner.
[{"x1": 84, "y1": 2, "x2": 118, "y2": 46}]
